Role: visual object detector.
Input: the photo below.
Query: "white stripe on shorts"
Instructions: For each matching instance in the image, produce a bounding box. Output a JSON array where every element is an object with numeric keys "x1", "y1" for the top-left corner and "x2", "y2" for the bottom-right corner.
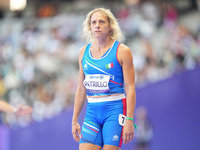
[{"x1": 87, "y1": 94, "x2": 125, "y2": 103}]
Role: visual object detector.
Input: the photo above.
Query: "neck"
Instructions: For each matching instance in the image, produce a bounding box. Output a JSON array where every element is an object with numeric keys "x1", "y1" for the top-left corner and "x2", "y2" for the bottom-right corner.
[{"x1": 93, "y1": 36, "x2": 114, "y2": 50}]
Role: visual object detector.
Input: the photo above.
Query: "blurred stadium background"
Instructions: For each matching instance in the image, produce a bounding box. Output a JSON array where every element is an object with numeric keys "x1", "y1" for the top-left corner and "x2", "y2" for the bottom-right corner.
[{"x1": 0, "y1": 0, "x2": 200, "y2": 150}]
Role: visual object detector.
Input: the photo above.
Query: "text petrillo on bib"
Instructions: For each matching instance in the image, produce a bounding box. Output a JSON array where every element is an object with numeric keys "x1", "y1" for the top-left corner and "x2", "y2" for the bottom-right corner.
[{"x1": 83, "y1": 74, "x2": 110, "y2": 93}]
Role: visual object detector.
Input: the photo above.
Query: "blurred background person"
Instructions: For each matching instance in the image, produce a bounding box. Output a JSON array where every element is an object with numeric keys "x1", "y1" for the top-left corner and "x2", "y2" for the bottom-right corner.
[
  {"x1": 0, "y1": 99, "x2": 32, "y2": 115},
  {"x1": 134, "y1": 106, "x2": 153, "y2": 150},
  {"x1": 0, "y1": 99, "x2": 32, "y2": 126}
]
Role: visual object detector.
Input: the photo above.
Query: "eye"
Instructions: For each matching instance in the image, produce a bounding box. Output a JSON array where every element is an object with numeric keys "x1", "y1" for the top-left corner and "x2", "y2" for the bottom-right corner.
[
  {"x1": 91, "y1": 20, "x2": 96, "y2": 24},
  {"x1": 99, "y1": 20, "x2": 105, "y2": 24}
]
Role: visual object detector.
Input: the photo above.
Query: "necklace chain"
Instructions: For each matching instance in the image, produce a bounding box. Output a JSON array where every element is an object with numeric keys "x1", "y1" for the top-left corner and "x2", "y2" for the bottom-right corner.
[
  {"x1": 92, "y1": 40, "x2": 114, "y2": 56},
  {"x1": 96, "y1": 48, "x2": 110, "y2": 56}
]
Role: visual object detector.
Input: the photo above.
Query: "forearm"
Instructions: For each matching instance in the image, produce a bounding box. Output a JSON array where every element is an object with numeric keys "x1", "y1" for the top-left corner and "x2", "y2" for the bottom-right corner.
[
  {"x1": 72, "y1": 86, "x2": 86, "y2": 123},
  {"x1": 0, "y1": 100, "x2": 15, "y2": 113},
  {"x1": 125, "y1": 86, "x2": 136, "y2": 118}
]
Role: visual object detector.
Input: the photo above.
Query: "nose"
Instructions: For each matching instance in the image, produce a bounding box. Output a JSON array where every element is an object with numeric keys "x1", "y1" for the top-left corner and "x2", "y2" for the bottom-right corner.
[{"x1": 95, "y1": 22, "x2": 100, "y2": 28}]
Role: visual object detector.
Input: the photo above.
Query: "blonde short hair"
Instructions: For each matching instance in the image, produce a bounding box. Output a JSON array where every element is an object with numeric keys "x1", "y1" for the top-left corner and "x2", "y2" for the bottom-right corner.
[{"x1": 82, "y1": 8, "x2": 124, "y2": 43}]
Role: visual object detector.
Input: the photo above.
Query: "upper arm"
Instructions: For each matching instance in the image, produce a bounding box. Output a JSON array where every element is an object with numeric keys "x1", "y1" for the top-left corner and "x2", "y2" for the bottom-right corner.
[
  {"x1": 118, "y1": 44, "x2": 135, "y2": 87},
  {"x1": 77, "y1": 46, "x2": 87, "y2": 89}
]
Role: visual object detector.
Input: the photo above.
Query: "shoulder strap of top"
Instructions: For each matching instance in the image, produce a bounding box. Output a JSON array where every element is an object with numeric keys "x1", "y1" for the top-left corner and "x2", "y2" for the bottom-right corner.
[
  {"x1": 85, "y1": 43, "x2": 92, "y2": 54},
  {"x1": 109, "y1": 40, "x2": 120, "y2": 55},
  {"x1": 82, "y1": 43, "x2": 92, "y2": 60}
]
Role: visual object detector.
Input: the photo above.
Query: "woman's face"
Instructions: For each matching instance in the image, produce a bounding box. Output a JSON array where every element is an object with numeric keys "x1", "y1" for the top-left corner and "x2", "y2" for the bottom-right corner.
[{"x1": 90, "y1": 11, "x2": 111, "y2": 39}]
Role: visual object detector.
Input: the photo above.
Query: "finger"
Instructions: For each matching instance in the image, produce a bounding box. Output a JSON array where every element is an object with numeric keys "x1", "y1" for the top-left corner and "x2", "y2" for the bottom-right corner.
[
  {"x1": 131, "y1": 133, "x2": 134, "y2": 139},
  {"x1": 129, "y1": 132, "x2": 134, "y2": 138},
  {"x1": 75, "y1": 134, "x2": 80, "y2": 142},
  {"x1": 123, "y1": 133, "x2": 128, "y2": 144},
  {"x1": 125, "y1": 133, "x2": 134, "y2": 144},
  {"x1": 123, "y1": 138, "x2": 127, "y2": 144},
  {"x1": 78, "y1": 128, "x2": 81, "y2": 136},
  {"x1": 74, "y1": 136, "x2": 79, "y2": 142},
  {"x1": 129, "y1": 135, "x2": 134, "y2": 142},
  {"x1": 76, "y1": 128, "x2": 80, "y2": 141},
  {"x1": 72, "y1": 132, "x2": 79, "y2": 142},
  {"x1": 72, "y1": 130, "x2": 77, "y2": 139}
]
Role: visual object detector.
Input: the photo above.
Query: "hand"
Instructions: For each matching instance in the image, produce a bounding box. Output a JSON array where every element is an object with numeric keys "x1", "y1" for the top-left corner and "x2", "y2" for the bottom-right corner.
[
  {"x1": 72, "y1": 122, "x2": 81, "y2": 142},
  {"x1": 15, "y1": 105, "x2": 32, "y2": 116},
  {"x1": 123, "y1": 119, "x2": 134, "y2": 144}
]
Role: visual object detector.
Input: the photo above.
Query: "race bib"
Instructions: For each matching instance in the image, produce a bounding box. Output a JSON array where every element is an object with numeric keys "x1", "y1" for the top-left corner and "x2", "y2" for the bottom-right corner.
[
  {"x1": 83, "y1": 74, "x2": 110, "y2": 93},
  {"x1": 118, "y1": 114, "x2": 126, "y2": 126}
]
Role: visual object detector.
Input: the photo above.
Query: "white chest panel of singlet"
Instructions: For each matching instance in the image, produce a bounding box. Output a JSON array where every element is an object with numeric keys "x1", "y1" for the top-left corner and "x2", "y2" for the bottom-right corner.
[{"x1": 83, "y1": 74, "x2": 110, "y2": 93}]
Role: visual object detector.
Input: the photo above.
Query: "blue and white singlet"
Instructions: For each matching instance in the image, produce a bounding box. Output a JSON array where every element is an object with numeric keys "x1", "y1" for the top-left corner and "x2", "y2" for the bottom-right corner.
[{"x1": 82, "y1": 40, "x2": 125, "y2": 98}]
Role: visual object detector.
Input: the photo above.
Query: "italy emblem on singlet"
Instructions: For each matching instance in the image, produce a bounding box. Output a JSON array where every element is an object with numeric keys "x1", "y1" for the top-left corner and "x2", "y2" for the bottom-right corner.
[{"x1": 106, "y1": 63, "x2": 114, "y2": 69}]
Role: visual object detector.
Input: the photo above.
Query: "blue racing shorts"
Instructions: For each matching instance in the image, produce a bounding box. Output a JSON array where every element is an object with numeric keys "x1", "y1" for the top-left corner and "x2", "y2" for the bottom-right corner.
[{"x1": 79, "y1": 98, "x2": 126, "y2": 148}]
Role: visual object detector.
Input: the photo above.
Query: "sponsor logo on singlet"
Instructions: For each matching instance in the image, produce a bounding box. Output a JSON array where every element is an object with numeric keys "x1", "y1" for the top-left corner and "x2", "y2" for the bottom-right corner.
[{"x1": 84, "y1": 64, "x2": 88, "y2": 70}]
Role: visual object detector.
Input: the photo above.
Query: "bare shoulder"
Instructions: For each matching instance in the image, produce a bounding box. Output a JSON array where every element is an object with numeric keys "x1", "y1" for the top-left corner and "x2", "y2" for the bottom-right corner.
[
  {"x1": 118, "y1": 43, "x2": 133, "y2": 65},
  {"x1": 79, "y1": 45, "x2": 87, "y2": 56},
  {"x1": 79, "y1": 45, "x2": 87, "y2": 61},
  {"x1": 118, "y1": 43, "x2": 132, "y2": 54}
]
